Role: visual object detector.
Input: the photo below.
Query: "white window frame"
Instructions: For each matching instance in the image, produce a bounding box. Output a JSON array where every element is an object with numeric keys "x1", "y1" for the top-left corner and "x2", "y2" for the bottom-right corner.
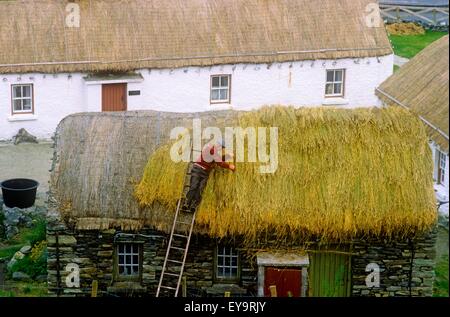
[
  {"x1": 215, "y1": 246, "x2": 240, "y2": 281},
  {"x1": 117, "y1": 243, "x2": 140, "y2": 277},
  {"x1": 210, "y1": 75, "x2": 231, "y2": 104},
  {"x1": 325, "y1": 69, "x2": 345, "y2": 97},
  {"x1": 11, "y1": 84, "x2": 34, "y2": 114},
  {"x1": 437, "y1": 149, "x2": 447, "y2": 185}
]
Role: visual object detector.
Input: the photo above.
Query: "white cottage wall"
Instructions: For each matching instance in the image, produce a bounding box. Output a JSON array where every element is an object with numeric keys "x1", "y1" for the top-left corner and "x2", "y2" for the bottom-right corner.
[{"x1": 0, "y1": 55, "x2": 393, "y2": 140}]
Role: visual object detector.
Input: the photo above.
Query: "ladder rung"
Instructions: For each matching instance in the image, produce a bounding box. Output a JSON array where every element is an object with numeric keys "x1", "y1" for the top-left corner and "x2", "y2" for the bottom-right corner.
[
  {"x1": 173, "y1": 233, "x2": 188, "y2": 238},
  {"x1": 177, "y1": 221, "x2": 192, "y2": 225},
  {"x1": 160, "y1": 286, "x2": 177, "y2": 290},
  {"x1": 164, "y1": 272, "x2": 180, "y2": 277},
  {"x1": 171, "y1": 246, "x2": 186, "y2": 251},
  {"x1": 167, "y1": 259, "x2": 183, "y2": 264}
]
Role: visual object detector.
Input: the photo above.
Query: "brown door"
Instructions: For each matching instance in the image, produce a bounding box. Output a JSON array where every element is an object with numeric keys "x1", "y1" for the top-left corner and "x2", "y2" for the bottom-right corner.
[
  {"x1": 264, "y1": 267, "x2": 302, "y2": 297},
  {"x1": 102, "y1": 83, "x2": 127, "y2": 111}
]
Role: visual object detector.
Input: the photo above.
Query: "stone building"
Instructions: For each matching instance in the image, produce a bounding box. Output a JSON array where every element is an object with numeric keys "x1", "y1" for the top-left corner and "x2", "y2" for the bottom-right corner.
[{"x1": 47, "y1": 107, "x2": 438, "y2": 297}]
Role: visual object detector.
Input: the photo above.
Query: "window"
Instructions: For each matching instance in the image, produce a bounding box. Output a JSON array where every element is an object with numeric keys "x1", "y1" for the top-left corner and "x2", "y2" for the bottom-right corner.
[
  {"x1": 437, "y1": 149, "x2": 447, "y2": 185},
  {"x1": 11, "y1": 84, "x2": 33, "y2": 114},
  {"x1": 211, "y1": 75, "x2": 231, "y2": 103},
  {"x1": 116, "y1": 243, "x2": 141, "y2": 278},
  {"x1": 325, "y1": 69, "x2": 345, "y2": 97},
  {"x1": 216, "y1": 246, "x2": 240, "y2": 281}
]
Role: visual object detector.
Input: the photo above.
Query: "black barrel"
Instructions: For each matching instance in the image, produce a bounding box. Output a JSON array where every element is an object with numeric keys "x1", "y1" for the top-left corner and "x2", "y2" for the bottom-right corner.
[{"x1": 0, "y1": 178, "x2": 39, "y2": 209}]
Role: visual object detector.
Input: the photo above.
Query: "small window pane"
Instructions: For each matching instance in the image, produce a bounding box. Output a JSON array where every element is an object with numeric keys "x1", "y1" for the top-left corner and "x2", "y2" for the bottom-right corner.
[
  {"x1": 219, "y1": 89, "x2": 228, "y2": 100},
  {"x1": 334, "y1": 83, "x2": 342, "y2": 95},
  {"x1": 231, "y1": 257, "x2": 237, "y2": 266},
  {"x1": 211, "y1": 89, "x2": 220, "y2": 100},
  {"x1": 133, "y1": 255, "x2": 138, "y2": 264},
  {"x1": 221, "y1": 76, "x2": 228, "y2": 87},
  {"x1": 126, "y1": 245, "x2": 131, "y2": 253},
  {"x1": 22, "y1": 99, "x2": 31, "y2": 110},
  {"x1": 23, "y1": 85, "x2": 31, "y2": 97},
  {"x1": 13, "y1": 100, "x2": 22, "y2": 111},
  {"x1": 334, "y1": 70, "x2": 343, "y2": 82},
  {"x1": 225, "y1": 257, "x2": 230, "y2": 266},
  {"x1": 212, "y1": 76, "x2": 220, "y2": 87},
  {"x1": 325, "y1": 84, "x2": 334, "y2": 95},
  {"x1": 119, "y1": 255, "x2": 124, "y2": 265},
  {"x1": 13, "y1": 86, "x2": 22, "y2": 98},
  {"x1": 119, "y1": 245, "x2": 125, "y2": 253},
  {"x1": 326, "y1": 71, "x2": 334, "y2": 82},
  {"x1": 119, "y1": 266, "x2": 124, "y2": 274}
]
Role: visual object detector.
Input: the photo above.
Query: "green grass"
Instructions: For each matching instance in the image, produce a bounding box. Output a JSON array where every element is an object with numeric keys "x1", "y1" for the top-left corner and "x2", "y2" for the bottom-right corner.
[
  {"x1": 0, "y1": 244, "x2": 21, "y2": 259},
  {"x1": 0, "y1": 282, "x2": 48, "y2": 297},
  {"x1": 434, "y1": 254, "x2": 449, "y2": 297},
  {"x1": 389, "y1": 30, "x2": 448, "y2": 59},
  {"x1": 394, "y1": 65, "x2": 400, "y2": 73}
]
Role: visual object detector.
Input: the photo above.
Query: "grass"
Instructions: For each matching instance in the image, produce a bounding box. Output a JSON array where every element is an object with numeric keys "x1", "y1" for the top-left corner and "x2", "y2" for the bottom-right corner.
[
  {"x1": 434, "y1": 254, "x2": 449, "y2": 297},
  {"x1": 433, "y1": 226, "x2": 449, "y2": 297},
  {"x1": 394, "y1": 65, "x2": 400, "y2": 73},
  {"x1": 389, "y1": 30, "x2": 448, "y2": 59},
  {"x1": 0, "y1": 282, "x2": 47, "y2": 297}
]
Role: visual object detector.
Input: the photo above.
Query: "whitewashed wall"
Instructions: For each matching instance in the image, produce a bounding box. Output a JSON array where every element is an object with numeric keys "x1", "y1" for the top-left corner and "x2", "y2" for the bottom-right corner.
[
  {"x1": 0, "y1": 55, "x2": 393, "y2": 140},
  {"x1": 429, "y1": 141, "x2": 449, "y2": 207}
]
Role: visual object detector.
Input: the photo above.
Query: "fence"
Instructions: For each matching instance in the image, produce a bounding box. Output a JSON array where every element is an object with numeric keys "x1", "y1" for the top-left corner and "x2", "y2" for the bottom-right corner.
[{"x1": 380, "y1": 4, "x2": 449, "y2": 26}]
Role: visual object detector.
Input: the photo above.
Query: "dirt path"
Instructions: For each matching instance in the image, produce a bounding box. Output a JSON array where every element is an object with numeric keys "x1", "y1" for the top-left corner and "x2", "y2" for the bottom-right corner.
[{"x1": 0, "y1": 143, "x2": 53, "y2": 195}]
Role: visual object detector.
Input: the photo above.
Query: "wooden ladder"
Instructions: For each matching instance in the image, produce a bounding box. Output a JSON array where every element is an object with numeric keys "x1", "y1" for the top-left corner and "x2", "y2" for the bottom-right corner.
[{"x1": 156, "y1": 159, "x2": 199, "y2": 297}]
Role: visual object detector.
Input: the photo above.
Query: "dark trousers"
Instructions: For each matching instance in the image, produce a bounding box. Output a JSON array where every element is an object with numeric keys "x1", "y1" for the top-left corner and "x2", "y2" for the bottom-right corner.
[{"x1": 185, "y1": 165, "x2": 209, "y2": 209}]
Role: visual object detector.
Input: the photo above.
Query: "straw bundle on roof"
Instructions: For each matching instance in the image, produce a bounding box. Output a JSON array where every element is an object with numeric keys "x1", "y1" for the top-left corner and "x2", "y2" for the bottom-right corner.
[
  {"x1": 377, "y1": 35, "x2": 449, "y2": 152},
  {"x1": 0, "y1": 0, "x2": 392, "y2": 74},
  {"x1": 134, "y1": 106, "x2": 436, "y2": 243}
]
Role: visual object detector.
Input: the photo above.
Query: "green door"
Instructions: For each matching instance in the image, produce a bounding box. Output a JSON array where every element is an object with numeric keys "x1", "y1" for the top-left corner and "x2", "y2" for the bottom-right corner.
[{"x1": 308, "y1": 251, "x2": 351, "y2": 297}]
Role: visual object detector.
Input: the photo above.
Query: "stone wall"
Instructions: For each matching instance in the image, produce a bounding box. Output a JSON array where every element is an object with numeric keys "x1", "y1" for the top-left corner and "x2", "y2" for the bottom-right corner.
[
  {"x1": 47, "y1": 223, "x2": 257, "y2": 297},
  {"x1": 351, "y1": 228, "x2": 437, "y2": 297},
  {"x1": 47, "y1": 222, "x2": 437, "y2": 297}
]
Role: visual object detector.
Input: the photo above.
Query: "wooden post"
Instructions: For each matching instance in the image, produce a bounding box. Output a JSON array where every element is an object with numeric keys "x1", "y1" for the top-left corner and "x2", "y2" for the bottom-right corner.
[
  {"x1": 396, "y1": 6, "x2": 400, "y2": 22},
  {"x1": 91, "y1": 280, "x2": 98, "y2": 297},
  {"x1": 269, "y1": 285, "x2": 277, "y2": 297},
  {"x1": 182, "y1": 276, "x2": 187, "y2": 297}
]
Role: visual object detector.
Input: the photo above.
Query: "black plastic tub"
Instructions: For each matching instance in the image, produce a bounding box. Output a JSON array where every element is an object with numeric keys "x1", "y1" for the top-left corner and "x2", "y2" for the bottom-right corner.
[{"x1": 0, "y1": 178, "x2": 39, "y2": 209}]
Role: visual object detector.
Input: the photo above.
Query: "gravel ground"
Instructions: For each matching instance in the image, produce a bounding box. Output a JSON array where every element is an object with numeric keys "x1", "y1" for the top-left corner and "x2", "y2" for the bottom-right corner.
[{"x1": 0, "y1": 142, "x2": 53, "y2": 195}]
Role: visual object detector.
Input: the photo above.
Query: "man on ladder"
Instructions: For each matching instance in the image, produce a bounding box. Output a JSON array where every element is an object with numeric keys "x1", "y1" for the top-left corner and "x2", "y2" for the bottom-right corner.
[{"x1": 184, "y1": 140, "x2": 235, "y2": 212}]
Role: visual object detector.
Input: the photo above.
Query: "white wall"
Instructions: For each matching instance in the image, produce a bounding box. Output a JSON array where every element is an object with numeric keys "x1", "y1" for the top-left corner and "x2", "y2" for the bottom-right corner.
[
  {"x1": 0, "y1": 73, "x2": 87, "y2": 140},
  {"x1": 0, "y1": 55, "x2": 393, "y2": 140},
  {"x1": 429, "y1": 141, "x2": 449, "y2": 203}
]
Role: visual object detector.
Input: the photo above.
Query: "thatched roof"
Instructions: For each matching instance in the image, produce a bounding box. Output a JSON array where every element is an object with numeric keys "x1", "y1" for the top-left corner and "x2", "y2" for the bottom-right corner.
[
  {"x1": 51, "y1": 107, "x2": 436, "y2": 242},
  {"x1": 377, "y1": 36, "x2": 449, "y2": 152},
  {"x1": 0, "y1": 0, "x2": 392, "y2": 74}
]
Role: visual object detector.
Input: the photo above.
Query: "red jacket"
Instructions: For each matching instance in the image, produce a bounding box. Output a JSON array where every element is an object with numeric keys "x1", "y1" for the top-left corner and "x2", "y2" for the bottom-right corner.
[{"x1": 194, "y1": 144, "x2": 233, "y2": 172}]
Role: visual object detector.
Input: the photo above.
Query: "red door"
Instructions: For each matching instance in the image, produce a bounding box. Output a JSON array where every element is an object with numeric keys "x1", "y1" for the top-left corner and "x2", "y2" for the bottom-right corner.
[
  {"x1": 102, "y1": 83, "x2": 127, "y2": 111},
  {"x1": 264, "y1": 267, "x2": 302, "y2": 297}
]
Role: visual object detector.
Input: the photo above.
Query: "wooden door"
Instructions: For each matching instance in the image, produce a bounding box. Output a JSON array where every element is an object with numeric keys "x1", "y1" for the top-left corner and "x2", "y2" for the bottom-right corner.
[
  {"x1": 102, "y1": 83, "x2": 127, "y2": 111},
  {"x1": 264, "y1": 267, "x2": 302, "y2": 297},
  {"x1": 308, "y1": 251, "x2": 351, "y2": 297}
]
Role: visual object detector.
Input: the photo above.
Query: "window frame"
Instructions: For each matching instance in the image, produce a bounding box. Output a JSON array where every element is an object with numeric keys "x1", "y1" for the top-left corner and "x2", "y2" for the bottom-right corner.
[
  {"x1": 210, "y1": 74, "x2": 231, "y2": 104},
  {"x1": 325, "y1": 69, "x2": 345, "y2": 98},
  {"x1": 214, "y1": 245, "x2": 241, "y2": 283},
  {"x1": 114, "y1": 242, "x2": 143, "y2": 282},
  {"x1": 437, "y1": 149, "x2": 447, "y2": 185},
  {"x1": 11, "y1": 84, "x2": 34, "y2": 115}
]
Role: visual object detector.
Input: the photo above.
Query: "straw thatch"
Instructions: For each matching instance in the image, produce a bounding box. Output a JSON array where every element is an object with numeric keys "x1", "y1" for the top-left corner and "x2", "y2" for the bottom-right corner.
[
  {"x1": 51, "y1": 107, "x2": 436, "y2": 243},
  {"x1": 0, "y1": 0, "x2": 392, "y2": 74},
  {"x1": 377, "y1": 35, "x2": 449, "y2": 152}
]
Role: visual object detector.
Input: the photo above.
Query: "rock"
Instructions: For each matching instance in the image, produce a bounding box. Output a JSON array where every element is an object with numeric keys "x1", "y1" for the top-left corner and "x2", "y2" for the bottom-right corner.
[
  {"x1": 47, "y1": 235, "x2": 77, "y2": 246},
  {"x1": 6, "y1": 226, "x2": 19, "y2": 239},
  {"x1": 13, "y1": 251, "x2": 25, "y2": 260},
  {"x1": 12, "y1": 128, "x2": 38, "y2": 145},
  {"x1": 7, "y1": 258, "x2": 17, "y2": 269},
  {"x1": 35, "y1": 275, "x2": 48, "y2": 282},
  {"x1": 20, "y1": 245, "x2": 32, "y2": 254},
  {"x1": 12, "y1": 271, "x2": 31, "y2": 282}
]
